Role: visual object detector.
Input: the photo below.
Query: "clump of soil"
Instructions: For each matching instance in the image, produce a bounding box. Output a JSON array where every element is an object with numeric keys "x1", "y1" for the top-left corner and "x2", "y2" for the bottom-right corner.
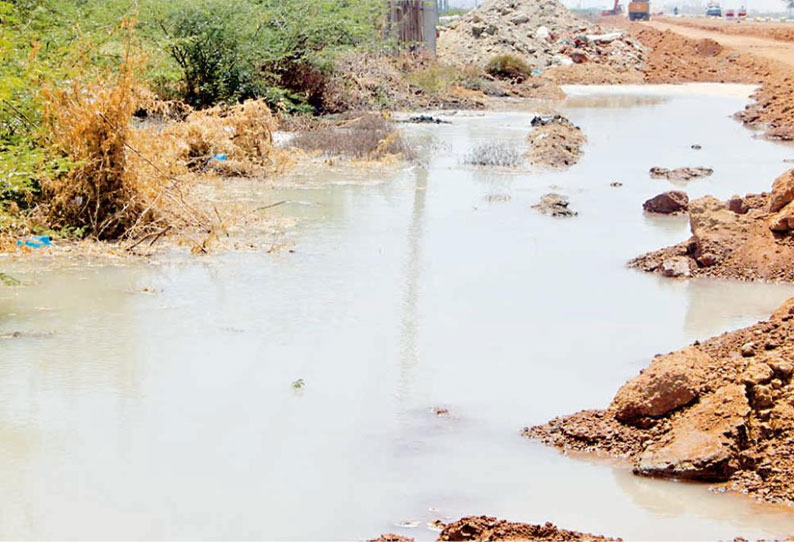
[
  {"x1": 368, "y1": 535, "x2": 414, "y2": 542},
  {"x1": 438, "y1": 0, "x2": 645, "y2": 79},
  {"x1": 527, "y1": 115, "x2": 586, "y2": 168},
  {"x1": 649, "y1": 167, "x2": 713, "y2": 182},
  {"x1": 437, "y1": 516, "x2": 619, "y2": 541},
  {"x1": 532, "y1": 193, "x2": 577, "y2": 218},
  {"x1": 630, "y1": 170, "x2": 794, "y2": 282},
  {"x1": 643, "y1": 191, "x2": 689, "y2": 214},
  {"x1": 526, "y1": 297, "x2": 794, "y2": 505}
]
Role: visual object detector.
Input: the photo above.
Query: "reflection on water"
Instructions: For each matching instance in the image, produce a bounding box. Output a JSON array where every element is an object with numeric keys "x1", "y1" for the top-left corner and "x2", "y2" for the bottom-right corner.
[{"x1": 2, "y1": 85, "x2": 794, "y2": 540}]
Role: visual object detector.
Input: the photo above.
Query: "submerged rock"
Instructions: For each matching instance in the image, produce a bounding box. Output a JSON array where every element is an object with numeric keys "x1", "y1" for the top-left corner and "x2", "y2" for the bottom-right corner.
[
  {"x1": 649, "y1": 167, "x2": 713, "y2": 182},
  {"x1": 532, "y1": 193, "x2": 577, "y2": 218}
]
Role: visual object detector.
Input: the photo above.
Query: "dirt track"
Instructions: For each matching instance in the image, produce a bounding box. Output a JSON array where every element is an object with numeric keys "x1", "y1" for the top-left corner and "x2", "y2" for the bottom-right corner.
[{"x1": 645, "y1": 19, "x2": 794, "y2": 68}]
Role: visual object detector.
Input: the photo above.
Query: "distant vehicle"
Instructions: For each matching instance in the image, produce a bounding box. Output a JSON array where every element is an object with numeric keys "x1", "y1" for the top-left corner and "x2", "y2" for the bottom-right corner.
[
  {"x1": 706, "y1": 1, "x2": 722, "y2": 16},
  {"x1": 628, "y1": 0, "x2": 650, "y2": 20},
  {"x1": 601, "y1": 0, "x2": 624, "y2": 16},
  {"x1": 738, "y1": 6, "x2": 747, "y2": 17},
  {"x1": 725, "y1": 8, "x2": 735, "y2": 19}
]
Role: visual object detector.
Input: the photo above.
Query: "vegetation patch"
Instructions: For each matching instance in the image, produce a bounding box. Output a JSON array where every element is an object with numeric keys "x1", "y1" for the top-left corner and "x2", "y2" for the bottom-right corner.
[
  {"x1": 485, "y1": 54, "x2": 532, "y2": 81},
  {"x1": 290, "y1": 114, "x2": 414, "y2": 161},
  {"x1": 464, "y1": 143, "x2": 522, "y2": 167}
]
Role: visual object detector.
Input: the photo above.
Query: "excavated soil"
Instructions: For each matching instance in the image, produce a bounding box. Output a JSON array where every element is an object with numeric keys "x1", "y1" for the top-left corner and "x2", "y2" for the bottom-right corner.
[
  {"x1": 630, "y1": 169, "x2": 794, "y2": 282},
  {"x1": 654, "y1": 17, "x2": 794, "y2": 44},
  {"x1": 438, "y1": 0, "x2": 645, "y2": 80},
  {"x1": 527, "y1": 297, "x2": 794, "y2": 505},
  {"x1": 527, "y1": 115, "x2": 586, "y2": 168},
  {"x1": 437, "y1": 517, "x2": 619, "y2": 541},
  {"x1": 626, "y1": 24, "x2": 794, "y2": 140}
]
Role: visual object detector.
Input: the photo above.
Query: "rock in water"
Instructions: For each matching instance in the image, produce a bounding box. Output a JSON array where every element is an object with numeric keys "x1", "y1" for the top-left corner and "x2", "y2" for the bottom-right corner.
[
  {"x1": 643, "y1": 191, "x2": 689, "y2": 214},
  {"x1": 532, "y1": 193, "x2": 577, "y2": 217},
  {"x1": 649, "y1": 167, "x2": 713, "y2": 182}
]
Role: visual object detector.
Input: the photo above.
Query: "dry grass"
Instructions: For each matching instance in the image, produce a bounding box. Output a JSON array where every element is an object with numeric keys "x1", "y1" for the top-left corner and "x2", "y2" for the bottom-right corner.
[
  {"x1": 464, "y1": 143, "x2": 522, "y2": 167},
  {"x1": 290, "y1": 113, "x2": 414, "y2": 160}
]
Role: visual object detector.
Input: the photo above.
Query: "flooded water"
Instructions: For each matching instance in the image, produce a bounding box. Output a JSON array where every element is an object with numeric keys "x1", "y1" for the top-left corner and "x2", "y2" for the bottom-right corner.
[{"x1": 3, "y1": 84, "x2": 794, "y2": 540}]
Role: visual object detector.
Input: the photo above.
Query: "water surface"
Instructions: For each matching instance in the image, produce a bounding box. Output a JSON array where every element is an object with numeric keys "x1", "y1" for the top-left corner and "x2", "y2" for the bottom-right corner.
[{"x1": 2, "y1": 84, "x2": 794, "y2": 540}]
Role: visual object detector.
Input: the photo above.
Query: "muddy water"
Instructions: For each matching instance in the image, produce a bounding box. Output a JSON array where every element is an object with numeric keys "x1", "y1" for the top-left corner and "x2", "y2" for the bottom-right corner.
[{"x1": 3, "y1": 84, "x2": 794, "y2": 540}]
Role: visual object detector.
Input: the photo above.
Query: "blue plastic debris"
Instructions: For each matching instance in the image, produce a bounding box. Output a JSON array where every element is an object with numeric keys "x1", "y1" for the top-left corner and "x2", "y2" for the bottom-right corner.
[
  {"x1": 531, "y1": 68, "x2": 543, "y2": 76},
  {"x1": 17, "y1": 235, "x2": 51, "y2": 249},
  {"x1": 213, "y1": 154, "x2": 228, "y2": 162}
]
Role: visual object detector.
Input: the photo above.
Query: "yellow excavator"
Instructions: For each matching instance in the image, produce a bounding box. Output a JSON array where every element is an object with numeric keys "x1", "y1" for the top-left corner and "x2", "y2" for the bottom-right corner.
[{"x1": 628, "y1": 0, "x2": 650, "y2": 20}]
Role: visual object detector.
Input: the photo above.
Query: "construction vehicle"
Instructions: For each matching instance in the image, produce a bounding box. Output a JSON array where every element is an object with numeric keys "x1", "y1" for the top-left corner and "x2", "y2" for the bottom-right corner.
[
  {"x1": 706, "y1": 1, "x2": 722, "y2": 16},
  {"x1": 601, "y1": 0, "x2": 624, "y2": 16},
  {"x1": 628, "y1": 0, "x2": 650, "y2": 20}
]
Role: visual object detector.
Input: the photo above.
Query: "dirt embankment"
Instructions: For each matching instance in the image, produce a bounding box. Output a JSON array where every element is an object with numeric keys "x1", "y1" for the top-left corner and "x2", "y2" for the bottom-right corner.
[
  {"x1": 653, "y1": 17, "x2": 794, "y2": 44},
  {"x1": 528, "y1": 297, "x2": 794, "y2": 504},
  {"x1": 624, "y1": 24, "x2": 794, "y2": 140},
  {"x1": 370, "y1": 517, "x2": 618, "y2": 542},
  {"x1": 630, "y1": 169, "x2": 794, "y2": 281}
]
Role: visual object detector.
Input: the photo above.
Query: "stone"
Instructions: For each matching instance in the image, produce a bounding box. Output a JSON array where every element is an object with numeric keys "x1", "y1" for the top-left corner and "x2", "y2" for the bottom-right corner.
[
  {"x1": 661, "y1": 256, "x2": 691, "y2": 278},
  {"x1": 634, "y1": 385, "x2": 749, "y2": 481},
  {"x1": 611, "y1": 346, "x2": 714, "y2": 425},
  {"x1": 643, "y1": 191, "x2": 689, "y2": 214}
]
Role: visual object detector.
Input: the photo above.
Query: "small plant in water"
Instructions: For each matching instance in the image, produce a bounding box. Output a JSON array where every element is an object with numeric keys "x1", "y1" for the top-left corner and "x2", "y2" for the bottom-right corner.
[
  {"x1": 291, "y1": 378, "x2": 305, "y2": 391},
  {"x1": 0, "y1": 273, "x2": 20, "y2": 286},
  {"x1": 464, "y1": 143, "x2": 522, "y2": 168}
]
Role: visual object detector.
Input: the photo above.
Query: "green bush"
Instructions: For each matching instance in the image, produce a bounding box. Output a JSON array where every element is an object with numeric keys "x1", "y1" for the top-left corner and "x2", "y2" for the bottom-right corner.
[{"x1": 485, "y1": 54, "x2": 532, "y2": 80}]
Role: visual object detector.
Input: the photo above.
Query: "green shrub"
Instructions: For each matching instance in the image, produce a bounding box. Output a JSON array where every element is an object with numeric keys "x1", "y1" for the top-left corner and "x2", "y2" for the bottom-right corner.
[{"x1": 485, "y1": 54, "x2": 532, "y2": 80}]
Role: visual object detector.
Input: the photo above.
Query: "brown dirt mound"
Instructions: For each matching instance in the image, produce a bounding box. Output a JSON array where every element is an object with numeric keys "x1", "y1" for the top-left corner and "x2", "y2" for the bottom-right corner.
[
  {"x1": 629, "y1": 170, "x2": 794, "y2": 282},
  {"x1": 527, "y1": 297, "x2": 794, "y2": 504},
  {"x1": 438, "y1": 516, "x2": 619, "y2": 541},
  {"x1": 632, "y1": 27, "x2": 757, "y2": 83},
  {"x1": 527, "y1": 115, "x2": 586, "y2": 169}
]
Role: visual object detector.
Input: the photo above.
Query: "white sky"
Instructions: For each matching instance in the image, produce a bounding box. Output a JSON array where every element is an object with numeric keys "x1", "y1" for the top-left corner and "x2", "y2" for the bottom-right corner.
[{"x1": 449, "y1": 0, "x2": 790, "y2": 13}]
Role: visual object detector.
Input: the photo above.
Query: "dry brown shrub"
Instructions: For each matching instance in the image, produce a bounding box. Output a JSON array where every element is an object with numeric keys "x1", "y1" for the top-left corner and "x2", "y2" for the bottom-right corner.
[
  {"x1": 290, "y1": 113, "x2": 414, "y2": 160},
  {"x1": 39, "y1": 50, "x2": 182, "y2": 240},
  {"x1": 162, "y1": 99, "x2": 286, "y2": 176}
]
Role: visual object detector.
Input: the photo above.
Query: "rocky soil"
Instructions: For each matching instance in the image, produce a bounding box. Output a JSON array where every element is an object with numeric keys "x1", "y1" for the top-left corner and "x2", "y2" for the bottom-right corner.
[
  {"x1": 527, "y1": 115, "x2": 586, "y2": 168},
  {"x1": 527, "y1": 297, "x2": 794, "y2": 504},
  {"x1": 437, "y1": 517, "x2": 618, "y2": 541},
  {"x1": 532, "y1": 193, "x2": 577, "y2": 217},
  {"x1": 649, "y1": 167, "x2": 713, "y2": 182},
  {"x1": 438, "y1": 0, "x2": 645, "y2": 79},
  {"x1": 630, "y1": 169, "x2": 794, "y2": 281}
]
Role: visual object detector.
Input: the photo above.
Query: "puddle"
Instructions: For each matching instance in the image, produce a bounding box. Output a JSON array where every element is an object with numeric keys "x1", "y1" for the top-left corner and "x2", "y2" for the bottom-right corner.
[{"x1": 2, "y1": 84, "x2": 794, "y2": 540}]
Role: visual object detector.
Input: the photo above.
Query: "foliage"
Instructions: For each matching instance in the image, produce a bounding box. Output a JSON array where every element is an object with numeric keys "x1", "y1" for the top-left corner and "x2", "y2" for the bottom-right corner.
[{"x1": 485, "y1": 54, "x2": 532, "y2": 81}]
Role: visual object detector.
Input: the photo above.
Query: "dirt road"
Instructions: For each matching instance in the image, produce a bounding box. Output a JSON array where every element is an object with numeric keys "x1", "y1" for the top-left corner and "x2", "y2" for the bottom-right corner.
[{"x1": 646, "y1": 19, "x2": 794, "y2": 68}]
